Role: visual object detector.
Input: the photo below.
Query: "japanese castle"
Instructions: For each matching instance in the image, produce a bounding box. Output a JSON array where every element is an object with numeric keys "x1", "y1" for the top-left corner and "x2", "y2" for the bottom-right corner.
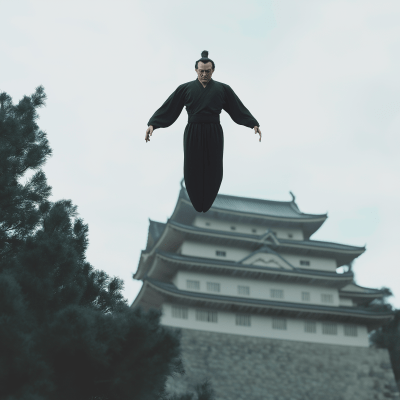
[{"x1": 132, "y1": 180, "x2": 392, "y2": 348}]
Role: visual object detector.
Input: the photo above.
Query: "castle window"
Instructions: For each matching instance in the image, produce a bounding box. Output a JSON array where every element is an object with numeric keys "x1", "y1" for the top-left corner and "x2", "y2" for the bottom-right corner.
[
  {"x1": 252, "y1": 228, "x2": 257, "y2": 233},
  {"x1": 172, "y1": 306, "x2": 188, "y2": 319},
  {"x1": 196, "y1": 310, "x2": 218, "y2": 323},
  {"x1": 216, "y1": 250, "x2": 226, "y2": 257},
  {"x1": 321, "y1": 294, "x2": 334, "y2": 304},
  {"x1": 207, "y1": 282, "x2": 220, "y2": 293},
  {"x1": 238, "y1": 285, "x2": 250, "y2": 296},
  {"x1": 272, "y1": 318, "x2": 287, "y2": 330},
  {"x1": 187, "y1": 280, "x2": 200, "y2": 290},
  {"x1": 230, "y1": 226, "x2": 236, "y2": 230},
  {"x1": 288, "y1": 233, "x2": 293, "y2": 238},
  {"x1": 270, "y1": 289, "x2": 284, "y2": 299},
  {"x1": 304, "y1": 321, "x2": 317, "y2": 333},
  {"x1": 344, "y1": 324, "x2": 358, "y2": 337},
  {"x1": 236, "y1": 314, "x2": 251, "y2": 326},
  {"x1": 301, "y1": 292, "x2": 310, "y2": 302},
  {"x1": 300, "y1": 260, "x2": 310, "y2": 266},
  {"x1": 205, "y1": 222, "x2": 210, "y2": 226},
  {"x1": 322, "y1": 323, "x2": 338, "y2": 335}
]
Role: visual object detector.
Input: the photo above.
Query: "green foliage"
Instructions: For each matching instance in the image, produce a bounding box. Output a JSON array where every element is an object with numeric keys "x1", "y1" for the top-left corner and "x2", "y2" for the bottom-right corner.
[
  {"x1": 369, "y1": 288, "x2": 400, "y2": 384},
  {"x1": 0, "y1": 87, "x2": 186, "y2": 399},
  {"x1": 363, "y1": 287, "x2": 393, "y2": 313},
  {"x1": 370, "y1": 309, "x2": 400, "y2": 383},
  {"x1": 0, "y1": 86, "x2": 51, "y2": 257}
]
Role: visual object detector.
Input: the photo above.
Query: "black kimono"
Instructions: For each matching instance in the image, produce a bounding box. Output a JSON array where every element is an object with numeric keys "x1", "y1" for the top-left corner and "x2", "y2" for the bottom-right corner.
[{"x1": 148, "y1": 78, "x2": 259, "y2": 213}]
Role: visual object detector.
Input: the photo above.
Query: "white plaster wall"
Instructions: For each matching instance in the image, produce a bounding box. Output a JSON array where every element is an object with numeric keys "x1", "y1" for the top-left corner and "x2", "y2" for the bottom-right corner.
[
  {"x1": 193, "y1": 216, "x2": 304, "y2": 240},
  {"x1": 161, "y1": 303, "x2": 369, "y2": 347},
  {"x1": 339, "y1": 298, "x2": 354, "y2": 306},
  {"x1": 180, "y1": 240, "x2": 249, "y2": 262},
  {"x1": 180, "y1": 240, "x2": 338, "y2": 273},
  {"x1": 283, "y1": 254, "x2": 337, "y2": 272},
  {"x1": 173, "y1": 270, "x2": 340, "y2": 306}
]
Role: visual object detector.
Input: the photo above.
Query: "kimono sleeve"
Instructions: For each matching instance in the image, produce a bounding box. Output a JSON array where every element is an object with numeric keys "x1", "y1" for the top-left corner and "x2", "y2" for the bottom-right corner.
[
  {"x1": 147, "y1": 84, "x2": 186, "y2": 130},
  {"x1": 223, "y1": 85, "x2": 259, "y2": 129}
]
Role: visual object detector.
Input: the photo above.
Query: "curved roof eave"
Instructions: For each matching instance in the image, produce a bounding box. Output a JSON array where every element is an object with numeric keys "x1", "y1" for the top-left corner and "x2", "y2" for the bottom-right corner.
[
  {"x1": 144, "y1": 279, "x2": 393, "y2": 320},
  {"x1": 130, "y1": 280, "x2": 147, "y2": 308},
  {"x1": 134, "y1": 220, "x2": 172, "y2": 280},
  {"x1": 341, "y1": 282, "x2": 386, "y2": 294},
  {"x1": 147, "y1": 251, "x2": 354, "y2": 287},
  {"x1": 171, "y1": 186, "x2": 328, "y2": 223},
  {"x1": 154, "y1": 250, "x2": 352, "y2": 279},
  {"x1": 135, "y1": 220, "x2": 366, "y2": 278},
  {"x1": 340, "y1": 292, "x2": 385, "y2": 299},
  {"x1": 278, "y1": 238, "x2": 366, "y2": 252},
  {"x1": 180, "y1": 198, "x2": 327, "y2": 222},
  {"x1": 165, "y1": 220, "x2": 365, "y2": 254}
]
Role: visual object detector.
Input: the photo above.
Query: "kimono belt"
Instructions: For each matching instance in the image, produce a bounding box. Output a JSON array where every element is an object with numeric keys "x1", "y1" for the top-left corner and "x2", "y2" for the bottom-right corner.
[{"x1": 188, "y1": 114, "x2": 220, "y2": 124}]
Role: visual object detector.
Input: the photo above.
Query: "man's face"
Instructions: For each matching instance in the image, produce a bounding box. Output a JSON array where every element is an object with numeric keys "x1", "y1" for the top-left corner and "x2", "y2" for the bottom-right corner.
[{"x1": 196, "y1": 61, "x2": 214, "y2": 85}]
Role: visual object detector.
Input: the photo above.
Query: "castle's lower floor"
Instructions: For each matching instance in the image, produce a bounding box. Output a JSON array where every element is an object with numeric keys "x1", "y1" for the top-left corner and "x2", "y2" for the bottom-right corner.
[
  {"x1": 161, "y1": 303, "x2": 370, "y2": 347},
  {"x1": 165, "y1": 327, "x2": 399, "y2": 400}
]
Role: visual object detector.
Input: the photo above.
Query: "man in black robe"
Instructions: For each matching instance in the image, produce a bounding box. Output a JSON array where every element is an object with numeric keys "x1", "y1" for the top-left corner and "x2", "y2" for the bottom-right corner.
[{"x1": 145, "y1": 50, "x2": 261, "y2": 213}]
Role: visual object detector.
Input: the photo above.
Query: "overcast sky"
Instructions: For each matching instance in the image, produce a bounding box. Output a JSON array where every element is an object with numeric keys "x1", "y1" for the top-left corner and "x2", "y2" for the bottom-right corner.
[{"x1": 2, "y1": 0, "x2": 399, "y2": 307}]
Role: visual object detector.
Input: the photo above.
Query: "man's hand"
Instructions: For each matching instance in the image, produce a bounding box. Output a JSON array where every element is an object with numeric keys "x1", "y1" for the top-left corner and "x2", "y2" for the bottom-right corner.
[
  {"x1": 254, "y1": 126, "x2": 262, "y2": 142},
  {"x1": 145, "y1": 125, "x2": 154, "y2": 143}
]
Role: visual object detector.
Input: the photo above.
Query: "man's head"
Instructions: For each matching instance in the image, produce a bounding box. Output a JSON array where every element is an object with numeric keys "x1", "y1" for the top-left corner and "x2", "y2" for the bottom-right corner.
[
  {"x1": 195, "y1": 50, "x2": 215, "y2": 85},
  {"x1": 196, "y1": 61, "x2": 214, "y2": 85}
]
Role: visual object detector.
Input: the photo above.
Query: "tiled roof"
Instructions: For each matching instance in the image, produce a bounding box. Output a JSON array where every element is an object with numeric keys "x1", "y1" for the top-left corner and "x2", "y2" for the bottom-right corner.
[
  {"x1": 340, "y1": 283, "x2": 386, "y2": 295},
  {"x1": 276, "y1": 238, "x2": 365, "y2": 253},
  {"x1": 180, "y1": 187, "x2": 327, "y2": 220},
  {"x1": 146, "y1": 278, "x2": 393, "y2": 318},
  {"x1": 156, "y1": 250, "x2": 353, "y2": 279},
  {"x1": 149, "y1": 220, "x2": 166, "y2": 240},
  {"x1": 147, "y1": 219, "x2": 365, "y2": 254}
]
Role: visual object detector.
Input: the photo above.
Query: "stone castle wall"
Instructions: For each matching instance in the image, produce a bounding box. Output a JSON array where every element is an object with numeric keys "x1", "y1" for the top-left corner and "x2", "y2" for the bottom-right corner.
[{"x1": 166, "y1": 328, "x2": 399, "y2": 400}]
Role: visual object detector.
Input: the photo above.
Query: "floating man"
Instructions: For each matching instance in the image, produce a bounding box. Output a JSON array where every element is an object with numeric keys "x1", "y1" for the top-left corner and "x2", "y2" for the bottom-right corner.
[{"x1": 145, "y1": 50, "x2": 261, "y2": 213}]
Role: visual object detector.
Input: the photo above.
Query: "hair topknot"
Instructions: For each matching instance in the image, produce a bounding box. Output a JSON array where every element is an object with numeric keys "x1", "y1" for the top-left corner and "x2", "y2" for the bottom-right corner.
[{"x1": 195, "y1": 50, "x2": 215, "y2": 69}]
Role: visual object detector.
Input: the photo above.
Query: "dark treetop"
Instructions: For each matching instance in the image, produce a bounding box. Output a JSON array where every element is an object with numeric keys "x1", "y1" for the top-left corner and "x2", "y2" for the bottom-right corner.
[
  {"x1": 148, "y1": 79, "x2": 259, "y2": 129},
  {"x1": 0, "y1": 87, "x2": 197, "y2": 400}
]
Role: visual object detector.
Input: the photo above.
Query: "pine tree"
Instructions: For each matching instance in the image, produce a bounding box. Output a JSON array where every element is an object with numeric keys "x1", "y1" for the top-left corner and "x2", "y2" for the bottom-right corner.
[
  {"x1": 369, "y1": 288, "x2": 400, "y2": 390},
  {"x1": 0, "y1": 87, "x2": 189, "y2": 400},
  {"x1": 370, "y1": 310, "x2": 400, "y2": 389}
]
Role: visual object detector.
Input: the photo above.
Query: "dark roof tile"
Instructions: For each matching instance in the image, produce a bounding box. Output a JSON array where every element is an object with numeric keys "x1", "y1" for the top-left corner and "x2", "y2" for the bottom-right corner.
[
  {"x1": 180, "y1": 187, "x2": 326, "y2": 220},
  {"x1": 147, "y1": 278, "x2": 393, "y2": 318}
]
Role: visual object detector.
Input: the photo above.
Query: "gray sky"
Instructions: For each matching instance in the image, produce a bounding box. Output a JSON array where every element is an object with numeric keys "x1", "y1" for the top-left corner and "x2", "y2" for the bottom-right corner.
[{"x1": 2, "y1": 0, "x2": 400, "y2": 307}]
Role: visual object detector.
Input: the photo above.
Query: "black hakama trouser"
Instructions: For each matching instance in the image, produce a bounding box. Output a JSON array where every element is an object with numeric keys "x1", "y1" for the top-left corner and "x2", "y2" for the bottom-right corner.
[{"x1": 183, "y1": 120, "x2": 224, "y2": 213}]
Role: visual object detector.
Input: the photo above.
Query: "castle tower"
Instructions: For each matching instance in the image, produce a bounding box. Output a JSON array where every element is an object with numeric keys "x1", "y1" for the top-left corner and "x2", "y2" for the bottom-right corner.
[{"x1": 132, "y1": 181, "x2": 398, "y2": 400}]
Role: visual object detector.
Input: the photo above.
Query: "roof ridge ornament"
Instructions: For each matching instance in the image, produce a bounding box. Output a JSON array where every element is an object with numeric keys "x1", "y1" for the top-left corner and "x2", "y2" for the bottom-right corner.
[
  {"x1": 289, "y1": 191, "x2": 296, "y2": 202},
  {"x1": 180, "y1": 177, "x2": 185, "y2": 189}
]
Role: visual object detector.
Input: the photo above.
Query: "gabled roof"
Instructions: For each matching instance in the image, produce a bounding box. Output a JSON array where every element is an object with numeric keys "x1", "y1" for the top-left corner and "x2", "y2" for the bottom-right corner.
[
  {"x1": 170, "y1": 182, "x2": 327, "y2": 238},
  {"x1": 271, "y1": 237, "x2": 366, "y2": 255},
  {"x1": 339, "y1": 283, "x2": 387, "y2": 303},
  {"x1": 145, "y1": 220, "x2": 365, "y2": 254},
  {"x1": 341, "y1": 283, "x2": 384, "y2": 294},
  {"x1": 138, "y1": 219, "x2": 365, "y2": 272},
  {"x1": 131, "y1": 279, "x2": 393, "y2": 327},
  {"x1": 206, "y1": 192, "x2": 322, "y2": 220},
  {"x1": 137, "y1": 249, "x2": 354, "y2": 288},
  {"x1": 239, "y1": 245, "x2": 296, "y2": 269}
]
